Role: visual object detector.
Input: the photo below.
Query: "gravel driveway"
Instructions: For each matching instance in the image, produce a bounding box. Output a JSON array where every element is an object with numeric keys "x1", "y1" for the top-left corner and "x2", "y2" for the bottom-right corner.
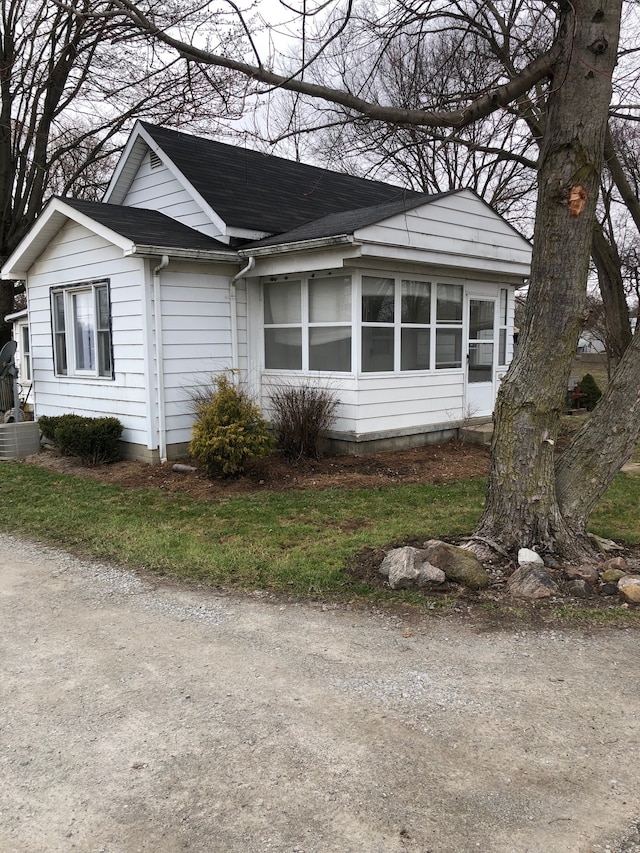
[{"x1": 1, "y1": 531, "x2": 639, "y2": 853}]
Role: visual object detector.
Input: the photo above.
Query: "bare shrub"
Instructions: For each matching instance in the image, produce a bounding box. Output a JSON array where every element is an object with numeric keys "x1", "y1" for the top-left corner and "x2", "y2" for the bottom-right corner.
[{"x1": 269, "y1": 382, "x2": 340, "y2": 460}]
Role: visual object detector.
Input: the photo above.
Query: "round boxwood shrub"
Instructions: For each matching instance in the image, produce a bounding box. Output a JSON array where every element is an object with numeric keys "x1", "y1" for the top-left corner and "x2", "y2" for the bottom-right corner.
[
  {"x1": 189, "y1": 375, "x2": 274, "y2": 477},
  {"x1": 38, "y1": 414, "x2": 123, "y2": 465}
]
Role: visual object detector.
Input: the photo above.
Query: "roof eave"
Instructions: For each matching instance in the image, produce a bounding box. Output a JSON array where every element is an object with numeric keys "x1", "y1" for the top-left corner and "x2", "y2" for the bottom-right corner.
[
  {"x1": 239, "y1": 234, "x2": 355, "y2": 258},
  {"x1": 124, "y1": 244, "x2": 238, "y2": 262},
  {"x1": 1, "y1": 197, "x2": 135, "y2": 280}
]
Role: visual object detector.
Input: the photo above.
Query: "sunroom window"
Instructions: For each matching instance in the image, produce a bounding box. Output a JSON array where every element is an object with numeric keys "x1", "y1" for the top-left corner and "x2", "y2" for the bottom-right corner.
[
  {"x1": 264, "y1": 276, "x2": 352, "y2": 372},
  {"x1": 498, "y1": 288, "x2": 509, "y2": 365},
  {"x1": 435, "y1": 283, "x2": 463, "y2": 369},
  {"x1": 51, "y1": 280, "x2": 113, "y2": 378},
  {"x1": 361, "y1": 277, "x2": 462, "y2": 373}
]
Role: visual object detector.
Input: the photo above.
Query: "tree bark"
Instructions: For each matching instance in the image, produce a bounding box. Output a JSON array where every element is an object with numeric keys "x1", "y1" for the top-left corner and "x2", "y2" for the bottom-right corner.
[{"x1": 474, "y1": 0, "x2": 622, "y2": 559}]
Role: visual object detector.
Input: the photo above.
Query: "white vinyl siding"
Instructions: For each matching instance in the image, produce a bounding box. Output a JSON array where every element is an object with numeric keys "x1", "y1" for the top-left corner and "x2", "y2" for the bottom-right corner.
[
  {"x1": 355, "y1": 190, "x2": 531, "y2": 276},
  {"x1": 122, "y1": 152, "x2": 224, "y2": 239},
  {"x1": 155, "y1": 265, "x2": 238, "y2": 449},
  {"x1": 26, "y1": 221, "x2": 149, "y2": 448}
]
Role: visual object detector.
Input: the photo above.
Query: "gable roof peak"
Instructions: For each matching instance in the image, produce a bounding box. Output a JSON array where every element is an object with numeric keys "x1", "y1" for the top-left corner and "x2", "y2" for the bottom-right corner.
[{"x1": 129, "y1": 122, "x2": 426, "y2": 236}]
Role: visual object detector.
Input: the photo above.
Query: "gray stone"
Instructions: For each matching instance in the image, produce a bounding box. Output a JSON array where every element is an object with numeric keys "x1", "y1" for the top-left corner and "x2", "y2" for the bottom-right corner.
[
  {"x1": 618, "y1": 576, "x2": 640, "y2": 604},
  {"x1": 379, "y1": 548, "x2": 447, "y2": 591},
  {"x1": 566, "y1": 579, "x2": 592, "y2": 599},
  {"x1": 422, "y1": 540, "x2": 489, "y2": 590},
  {"x1": 518, "y1": 548, "x2": 544, "y2": 566},
  {"x1": 379, "y1": 547, "x2": 421, "y2": 589},
  {"x1": 600, "y1": 582, "x2": 619, "y2": 596},
  {"x1": 418, "y1": 562, "x2": 446, "y2": 588},
  {"x1": 564, "y1": 563, "x2": 599, "y2": 585},
  {"x1": 507, "y1": 564, "x2": 559, "y2": 600},
  {"x1": 588, "y1": 534, "x2": 625, "y2": 553}
]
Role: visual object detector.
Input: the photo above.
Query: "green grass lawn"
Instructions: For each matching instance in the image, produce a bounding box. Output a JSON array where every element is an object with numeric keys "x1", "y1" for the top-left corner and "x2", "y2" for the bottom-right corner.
[
  {"x1": 1, "y1": 461, "x2": 639, "y2": 604},
  {"x1": 0, "y1": 462, "x2": 486, "y2": 595}
]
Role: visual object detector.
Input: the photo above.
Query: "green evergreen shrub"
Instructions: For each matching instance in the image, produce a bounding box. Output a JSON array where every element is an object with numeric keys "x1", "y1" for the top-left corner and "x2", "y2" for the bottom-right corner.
[
  {"x1": 38, "y1": 414, "x2": 123, "y2": 465},
  {"x1": 269, "y1": 382, "x2": 339, "y2": 460},
  {"x1": 579, "y1": 373, "x2": 602, "y2": 411},
  {"x1": 38, "y1": 414, "x2": 82, "y2": 443},
  {"x1": 189, "y1": 375, "x2": 274, "y2": 477}
]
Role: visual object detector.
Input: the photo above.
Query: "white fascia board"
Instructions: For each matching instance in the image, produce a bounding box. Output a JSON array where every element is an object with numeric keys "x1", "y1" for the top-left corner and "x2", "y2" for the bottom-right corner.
[
  {"x1": 239, "y1": 234, "x2": 355, "y2": 258},
  {"x1": 226, "y1": 226, "x2": 271, "y2": 241},
  {"x1": 106, "y1": 122, "x2": 228, "y2": 236},
  {"x1": 4, "y1": 308, "x2": 28, "y2": 323},
  {"x1": 103, "y1": 121, "x2": 148, "y2": 204},
  {"x1": 1, "y1": 197, "x2": 135, "y2": 280},
  {"x1": 124, "y1": 244, "x2": 239, "y2": 263}
]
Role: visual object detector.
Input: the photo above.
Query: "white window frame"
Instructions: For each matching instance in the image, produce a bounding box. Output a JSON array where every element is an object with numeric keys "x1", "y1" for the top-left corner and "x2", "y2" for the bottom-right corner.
[
  {"x1": 17, "y1": 322, "x2": 31, "y2": 383},
  {"x1": 263, "y1": 273, "x2": 354, "y2": 374},
  {"x1": 51, "y1": 280, "x2": 113, "y2": 379},
  {"x1": 498, "y1": 287, "x2": 509, "y2": 366},
  {"x1": 360, "y1": 274, "x2": 464, "y2": 375},
  {"x1": 261, "y1": 270, "x2": 470, "y2": 376}
]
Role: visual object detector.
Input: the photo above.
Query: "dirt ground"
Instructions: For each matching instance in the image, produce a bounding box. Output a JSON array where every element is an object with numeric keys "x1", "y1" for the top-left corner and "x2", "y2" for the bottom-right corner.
[
  {"x1": 26, "y1": 438, "x2": 491, "y2": 499},
  {"x1": 1, "y1": 531, "x2": 639, "y2": 853}
]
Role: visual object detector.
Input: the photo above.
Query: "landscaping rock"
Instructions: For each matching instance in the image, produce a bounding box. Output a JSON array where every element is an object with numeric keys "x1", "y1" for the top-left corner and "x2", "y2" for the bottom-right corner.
[
  {"x1": 418, "y1": 562, "x2": 447, "y2": 589},
  {"x1": 508, "y1": 564, "x2": 558, "y2": 600},
  {"x1": 588, "y1": 534, "x2": 625, "y2": 553},
  {"x1": 600, "y1": 568, "x2": 626, "y2": 583},
  {"x1": 422, "y1": 540, "x2": 489, "y2": 590},
  {"x1": 618, "y1": 576, "x2": 640, "y2": 604},
  {"x1": 564, "y1": 563, "x2": 599, "y2": 585},
  {"x1": 600, "y1": 582, "x2": 619, "y2": 596},
  {"x1": 518, "y1": 548, "x2": 544, "y2": 566},
  {"x1": 603, "y1": 556, "x2": 628, "y2": 573},
  {"x1": 379, "y1": 547, "x2": 446, "y2": 591},
  {"x1": 566, "y1": 579, "x2": 592, "y2": 599},
  {"x1": 379, "y1": 547, "x2": 421, "y2": 589}
]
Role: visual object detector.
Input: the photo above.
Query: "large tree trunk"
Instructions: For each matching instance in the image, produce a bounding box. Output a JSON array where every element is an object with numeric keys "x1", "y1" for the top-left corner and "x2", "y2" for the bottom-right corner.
[{"x1": 474, "y1": 0, "x2": 622, "y2": 560}]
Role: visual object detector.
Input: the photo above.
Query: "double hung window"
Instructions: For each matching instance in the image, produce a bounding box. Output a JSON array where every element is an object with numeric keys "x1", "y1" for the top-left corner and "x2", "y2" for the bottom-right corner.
[
  {"x1": 51, "y1": 280, "x2": 113, "y2": 378},
  {"x1": 20, "y1": 325, "x2": 31, "y2": 381}
]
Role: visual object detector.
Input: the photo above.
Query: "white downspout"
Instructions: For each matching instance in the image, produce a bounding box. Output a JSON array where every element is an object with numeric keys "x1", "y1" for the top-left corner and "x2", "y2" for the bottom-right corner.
[
  {"x1": 153, "y1": 255, "x2": 169, "y2": 462},
  {"x1": 230, "y1": 256, "x2": 255, "y2": 380}
]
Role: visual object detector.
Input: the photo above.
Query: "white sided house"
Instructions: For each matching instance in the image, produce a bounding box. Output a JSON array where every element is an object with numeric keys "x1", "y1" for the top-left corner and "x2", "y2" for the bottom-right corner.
[{"x1": 2, "y1": 122, "x2": 531, "y2": 463}]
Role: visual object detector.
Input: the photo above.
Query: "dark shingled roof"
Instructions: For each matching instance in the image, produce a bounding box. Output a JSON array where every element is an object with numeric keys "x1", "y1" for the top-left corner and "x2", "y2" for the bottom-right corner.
[
  {"x1": 141, "y1": 123, "x2": 426, "y2": 235},
  {"x1": 60, "y1": 197, "x2": 233, "y2": 252},
  {"x1": 245, "y1": 192, "x2": 456, "y2": 248}
]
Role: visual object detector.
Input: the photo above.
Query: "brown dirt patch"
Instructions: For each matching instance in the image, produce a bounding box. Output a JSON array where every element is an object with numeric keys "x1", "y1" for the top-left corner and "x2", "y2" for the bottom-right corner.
[{"x1": 25, "y1": 438, "x2": 490, "y2": 500}]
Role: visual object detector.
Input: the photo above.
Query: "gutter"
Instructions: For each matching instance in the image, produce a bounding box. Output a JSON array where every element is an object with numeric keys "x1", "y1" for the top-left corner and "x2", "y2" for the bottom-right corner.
[
  {"x1": 124, "y1": 244, "x2": 238, "y2": 262},
  {"x1": 229, "y1": 257, "x2": 255, "y2": 377},
  {"x1": 153, "y1": 255, "x2": 169, "y2": 463},
  {"x1": 238, "y1": 234, "x2": 355, "y2": 258}
]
